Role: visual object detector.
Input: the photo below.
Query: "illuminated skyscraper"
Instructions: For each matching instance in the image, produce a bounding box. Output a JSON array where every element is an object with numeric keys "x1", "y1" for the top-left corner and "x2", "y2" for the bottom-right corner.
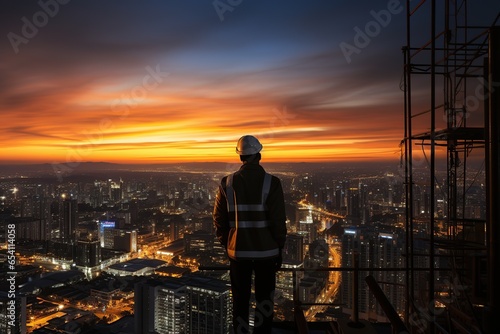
[
  {"x1": 283, "y1": 233, "x2": 304, "y2": 264},
  {"x1": 186, "y1": 276, "x2": 232, "y2": 334},
  {"x1": 21, "y1": 195, "x2": 51, "y2": 241},
  {"x1": 60, "y1": 198, "x2": 77, "y2": 244},
  {"x1": 297, "y1": 207, "x2": 316, "y2": 244},
  {"x1": 373, "y1": 232, "x2": 404, "y2": 320},
  {"x1": 102, "y1": 226, "x2": 137, "y2": 252},
  {"x1": 98, "y1": 221, "x2": 116, "y2": 247},
  {"x1": 341, "y1": 227, "x2": 374, "y2": 319},
  {"x1": 341, "y1": 226, "x2": 405, "y2": 322},
  {"x1": 347, "y1": 187, "x2": 360, "y2": 225},
  {"x1": 135, "y1": 275, "x2": 232, "y2": 334},
  {"x1": 110, "y1": 179, "x2": 123, "y2": 203},
  {"x1": 277, "y1": 233, "x2": 306, "y2": 300},
  {"x1": 156, "y1": 280, "x2": 187, "y2": 334}
]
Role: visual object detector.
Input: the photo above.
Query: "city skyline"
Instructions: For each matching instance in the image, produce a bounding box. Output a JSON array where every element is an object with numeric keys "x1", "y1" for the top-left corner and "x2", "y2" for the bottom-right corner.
[
  {"x1": 0, "y1": 159, "x2": 414, "y2": 331},
  {"x1": 2, "y1": 1, "x2": 498, "y2": 165},
  {"x1": 0, "y1": 147, "x2": 487, "y2": 332}
]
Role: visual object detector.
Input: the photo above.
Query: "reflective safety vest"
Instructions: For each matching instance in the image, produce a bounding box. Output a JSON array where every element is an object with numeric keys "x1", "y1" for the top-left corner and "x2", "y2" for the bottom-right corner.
[{"x1": 225, "y1": 172, "x2": 280, "y2": 260}]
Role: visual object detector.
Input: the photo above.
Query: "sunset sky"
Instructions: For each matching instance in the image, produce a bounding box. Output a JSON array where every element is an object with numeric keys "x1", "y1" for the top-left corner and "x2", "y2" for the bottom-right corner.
[{"x1": 1, "y1": 1, "x2": 498, "y2": 164}]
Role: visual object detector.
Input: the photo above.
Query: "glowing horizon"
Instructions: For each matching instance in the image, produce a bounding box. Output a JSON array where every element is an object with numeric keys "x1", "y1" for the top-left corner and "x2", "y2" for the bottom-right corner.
[{"x1": 1, "y1": 2, "x2": 497, "y2": 165}]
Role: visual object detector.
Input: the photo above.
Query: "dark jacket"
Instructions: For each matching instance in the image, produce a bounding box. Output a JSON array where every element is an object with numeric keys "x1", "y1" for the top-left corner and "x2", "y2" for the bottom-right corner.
[{"x1": 213, "y1": 163, "x2": 287, "y2": 260}]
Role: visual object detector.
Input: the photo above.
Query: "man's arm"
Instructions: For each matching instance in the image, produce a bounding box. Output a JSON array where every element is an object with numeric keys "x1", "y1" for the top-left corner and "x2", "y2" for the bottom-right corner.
[
  {"x1": 213, "y1": 181, "x2": 229, "y2": 248},
  {"x1": 268, "y1": 177, "x2": 287, "y2": 249}
]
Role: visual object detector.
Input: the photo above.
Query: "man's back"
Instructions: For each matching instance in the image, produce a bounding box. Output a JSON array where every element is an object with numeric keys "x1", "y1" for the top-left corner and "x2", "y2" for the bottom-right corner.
[
  {"x1": 214, "y1": 163, "x2": 286, "y2": 260},
  {"x1": 212, "y1": 135, "x2": 286, "y2": 334}
]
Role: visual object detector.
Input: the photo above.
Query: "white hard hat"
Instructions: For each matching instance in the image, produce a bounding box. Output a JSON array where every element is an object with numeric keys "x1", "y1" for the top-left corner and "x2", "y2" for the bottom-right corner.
[{"x1": 236, "y1": 135, "x2": 263, "y2": 155}]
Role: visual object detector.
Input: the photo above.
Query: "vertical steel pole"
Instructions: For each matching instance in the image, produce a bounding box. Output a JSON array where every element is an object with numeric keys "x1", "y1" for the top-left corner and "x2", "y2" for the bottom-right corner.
[
  {"x1": 403, "y1": 44, "x2": 411, "y2": 325},
  {"x1": 405, "y1": 0, "x2": 414, "y2": 326},
  {"x1": 487, "y1": 27, "x2": 500, "y2": 334},
  {"x1": 429, "y1": 1, "x2": 437, "y2": 333}
]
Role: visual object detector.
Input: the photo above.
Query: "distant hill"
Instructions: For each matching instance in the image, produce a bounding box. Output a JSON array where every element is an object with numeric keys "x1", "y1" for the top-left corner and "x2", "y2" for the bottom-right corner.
[
  {"x1": 0, "y1": 162, "x2": 119, "y2": 175},
  {"x1": 0, "y1": 160, "x2": 401, "y2": 179}
]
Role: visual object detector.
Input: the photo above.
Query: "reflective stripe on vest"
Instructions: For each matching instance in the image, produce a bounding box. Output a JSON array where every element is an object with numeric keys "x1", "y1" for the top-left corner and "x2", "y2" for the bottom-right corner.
[
  {"x1": 226, "y1": 174, "x2": 235, "y2": 212},
  {"x1": 235, "y1": 220, "x2": 269, "y2": 228},
  {"x1": 235, "y1": 204, "x2": 266, "y2": 211},
  {"x1": 226, "y1": 173, "x2": 272, "y2": 228}
]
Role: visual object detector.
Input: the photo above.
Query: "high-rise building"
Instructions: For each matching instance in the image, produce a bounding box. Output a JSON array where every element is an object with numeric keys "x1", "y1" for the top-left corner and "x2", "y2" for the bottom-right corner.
[
  {"x1": 114, "y1": 210, "x2": 132, "y2": 227},
  {"x1": 98, "y1": 221, "x2": 116, "y2": 247},
  {"x1": 341, "y1": 227, "x2": 374, "y2": 319},
  {"x1": 75, "y1": 240, "x2": 101, "y2": 267},
  {"x1": 359, "y1": 183, "x2": 369, "y2": 225},
  {"x1": 156, "y1": 279, "x2": 187, "y2": 334},
  {"x1": 102, "y1": 228, "x2": 120, "y2": 249},
  {"x1": 277, "y1": 261, "x2": 304, "y2": 301},
  {"x1": 308, "y1": 239, "x2": 329, "y2": 267},
  {"x1": 283, "y1": 233, "x2": 304, "y2": 264},
  {"x1": 297, "y1": 208, "x2": 316, "y2": 244},
  {"x1": 169, "y1": 219, "x2": 184, "y2": 242},
  {"x1": 186, "y1": 276, "x2": 232, "y2": 334},
  {"x1": 135, "y1": 279, "x2": 162, "y2": 334},
  {"x1": 20, "y1": 195, "x2": 51, "y2": 241},
  {"x1": 373, "y1": 232, "x2": 405, "y2": 320},
  {"x1": 12, "y1": 217, "x2": 48, "y2": 242},
  {"x1": 98, "y1": 221, "x2": 137, "y2": 253},
  {"x1": 347, "y1": 187, "x2": 360, "y2": 225},
  {"x1": 110, "y1": 179, "x2": 123, "y2": 203},
  {"x1": 278, "y1": 232, "x2": 306, "y2": 300},
  {"x1": 341, "y1": 226, "x2": 405, "y2": 322},
  {"x1": 113, "y1": 229, "x2": 137, "y2": 252},
  {"x1": 60, "y1": 198, "x2": 77, "y2": 244},
  {"x1": 334, "y1": 187, "x2": 344, "y2": 211},
  {"x1": 135, "y1": 275, "x2": 232, "y2": 334},
  {"x1": 91, "y1": 181, "x2": 104, "y2": 208}
]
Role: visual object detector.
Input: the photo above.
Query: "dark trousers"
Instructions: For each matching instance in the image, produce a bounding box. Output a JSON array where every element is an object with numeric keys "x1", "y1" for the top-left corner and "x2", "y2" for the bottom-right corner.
[{"x1": 230, "y1": 258, "x2": 276, "y2": 334}]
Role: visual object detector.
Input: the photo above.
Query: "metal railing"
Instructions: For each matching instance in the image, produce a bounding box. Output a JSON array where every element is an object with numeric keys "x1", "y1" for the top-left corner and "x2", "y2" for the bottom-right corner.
[{"x1": 199, "y1": 259, "x2": 410, "y2": 334}]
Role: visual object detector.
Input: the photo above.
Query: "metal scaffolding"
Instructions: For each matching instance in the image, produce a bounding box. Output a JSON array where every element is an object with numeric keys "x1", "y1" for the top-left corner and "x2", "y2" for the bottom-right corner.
[{"x1": 402, "y1": 1, "x2": 499, "y2": 333}]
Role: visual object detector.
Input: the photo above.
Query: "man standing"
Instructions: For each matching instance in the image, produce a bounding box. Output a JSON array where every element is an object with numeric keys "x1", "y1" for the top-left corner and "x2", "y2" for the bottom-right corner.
[{"x1": 213, "y1": 135, "x2": 287, "y2": 334}]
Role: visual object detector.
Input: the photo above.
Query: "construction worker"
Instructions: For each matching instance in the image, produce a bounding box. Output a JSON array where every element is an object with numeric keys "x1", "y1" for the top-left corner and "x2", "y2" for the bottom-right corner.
[{"x1": 213, "y1": 135, "x2": 287, "y2": 334}]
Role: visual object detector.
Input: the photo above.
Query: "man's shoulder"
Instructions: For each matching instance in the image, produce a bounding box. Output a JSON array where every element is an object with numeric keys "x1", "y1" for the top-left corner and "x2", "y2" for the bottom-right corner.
[
  {"x1": 220, "y1": 174, "x2": 231, "y2": 185},
  {"x1": 262, "y1": 172, "x2": 282, "y2": 190},
  {"x1": 262, "y1": 169, "x2": 280, "y2": 181},
  {"x1": 269, "y1": 174, "x2": 282, "y2": 186}
]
